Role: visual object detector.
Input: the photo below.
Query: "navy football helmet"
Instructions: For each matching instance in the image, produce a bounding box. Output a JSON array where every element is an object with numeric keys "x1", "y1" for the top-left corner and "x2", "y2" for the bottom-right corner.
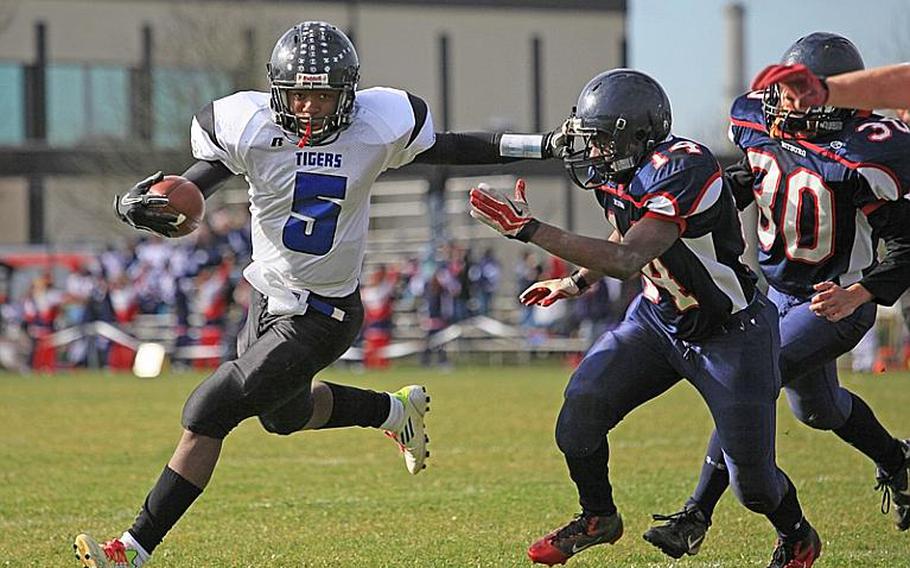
[
  {"x1": 267, "y1": 22, "x2": 360, "y2": 145},
  {"x1": 563, "y1": 69, "x2": 672, "y2": 189},
  {"x1": 763, "y1": 32, "x2": 864, "y2": 138}
]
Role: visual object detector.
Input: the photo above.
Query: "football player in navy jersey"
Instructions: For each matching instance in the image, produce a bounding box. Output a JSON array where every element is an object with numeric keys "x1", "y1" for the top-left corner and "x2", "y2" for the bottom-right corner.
[
  {"x1": 470, "y1": 69, "x2": 820, "y2": 568},
  {"x1": 75, "y1": 21, "x2": 565, "y2": 568},
  {"x1": 644, "y1": 32, "x2": 910, "y2": 562}
]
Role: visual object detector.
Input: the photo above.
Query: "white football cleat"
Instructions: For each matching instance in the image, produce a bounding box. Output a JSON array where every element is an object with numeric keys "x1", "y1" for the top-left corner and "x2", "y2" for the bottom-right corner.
[
  {"x1": 384, "y1": 385, "x2": 430, "y2": 474},
  {"x1": 73, "y1": 534, "x2": 144, "y2": 568}
]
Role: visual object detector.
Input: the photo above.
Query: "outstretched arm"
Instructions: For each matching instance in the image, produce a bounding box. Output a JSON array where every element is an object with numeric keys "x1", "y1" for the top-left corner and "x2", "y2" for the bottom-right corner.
[
  {"x1": 526, "y1": 217, "x2": 679, "y2": 281},
  {"x1": 413, "y1": 130, "x2": 565, "y2": 165},
  {"x1": 752, "y1": 62, "x2": 910, "y2": 111},
  {"x1": 468, "y1": 179, "x2": 678, "y2": 280},
  {"x1": 824, "y1": 64, "x2": 910, "y2": 110}
]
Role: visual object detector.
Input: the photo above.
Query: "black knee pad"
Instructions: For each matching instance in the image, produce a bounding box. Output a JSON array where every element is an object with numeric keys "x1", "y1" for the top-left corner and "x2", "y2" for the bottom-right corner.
[
  {"x1": 259, "y1": 415, "x2": 307, "y2": 436},
  {"x1": 181, "y1": 361, "x2": 248, "y2": 439},
  {"x1": 555, "y1": 391, "x2": 618, "y2": 458},
  {"x1": 258, "y1": 395, "x2": 315, "y2": 436}
]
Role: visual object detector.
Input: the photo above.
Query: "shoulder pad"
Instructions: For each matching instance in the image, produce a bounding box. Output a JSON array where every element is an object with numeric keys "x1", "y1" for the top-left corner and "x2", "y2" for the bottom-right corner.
[
  {"x1": 354, "y1": 87, "x2": 422, "y2": 145},
  {"x1": 191, "y1": 91, "x2": 271, "y2": 174},
  {"x1": 206, "y1": 91, "x2": 270, "y2": 147},
  {"x1": 636, "y1": 137, "x2": 723, "y2": 218},
  {"x1": 837, "y1": 114, "x2": 910, "y2": 199},
  {"x1": 730, "y1": 92, "x2": 767, "y2": 131}
]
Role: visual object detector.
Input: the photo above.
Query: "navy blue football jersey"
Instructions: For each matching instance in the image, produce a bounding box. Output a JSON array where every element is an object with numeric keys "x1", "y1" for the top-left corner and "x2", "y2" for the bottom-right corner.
[
  {"x1": 595, "y1": 136, "x2": 758, "y2": 340},
  {"x1": 730, "y1": 92, "x2": 910, "y2": 298}
]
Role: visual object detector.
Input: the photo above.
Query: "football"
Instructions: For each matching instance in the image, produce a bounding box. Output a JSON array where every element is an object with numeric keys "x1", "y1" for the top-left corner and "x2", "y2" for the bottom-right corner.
[{"x1": 148, "y1": 175, "x2": 205, "y2": 237}]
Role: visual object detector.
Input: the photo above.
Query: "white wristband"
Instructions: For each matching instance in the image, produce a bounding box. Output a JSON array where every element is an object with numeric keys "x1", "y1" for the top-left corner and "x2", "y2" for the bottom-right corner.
[{"x1": 499, "y1": 134, "x2": 545, "y2": 158}]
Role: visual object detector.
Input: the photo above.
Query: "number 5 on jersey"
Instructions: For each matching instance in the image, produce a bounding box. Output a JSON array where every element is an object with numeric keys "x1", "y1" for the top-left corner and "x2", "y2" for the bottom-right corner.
[{"x1": 283, "y1": 172, "x2": 347, "y2": 256}]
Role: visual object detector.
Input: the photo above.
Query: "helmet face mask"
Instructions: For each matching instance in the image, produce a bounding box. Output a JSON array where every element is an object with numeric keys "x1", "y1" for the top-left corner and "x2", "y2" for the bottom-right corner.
[
  {"x1": 762, "y1": 32, "x2": 864, "y2": 139},
  {"x1": 762, "y1": 84, "x2": 852, "y2": 139},
  {"x1": 564, "y1": 117, "x2": 640, "y2": 189},
  {"x1": 267, "y1": 22, "x2": 360, "y2": 146},
  {"x1": 278, "y1": 88, "x2": 344, "y2": 137},
  {"x1": 562, "y1": 69, "x2": 672, "y2": 189}
]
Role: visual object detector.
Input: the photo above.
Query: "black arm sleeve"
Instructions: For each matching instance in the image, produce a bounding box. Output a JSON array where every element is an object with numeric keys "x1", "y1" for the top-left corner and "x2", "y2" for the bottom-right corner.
[
  {"x1": 412, "y1": 131, "x2": 522, "y2": 165},
  {"x1": 724, "y1": 155, "x2": 755, "y2": 211},
  {"x1": 181, "y1": 160, "x2": 235, "y2": 199},
  {"x1": 859, "y1": 199, "x2": 910, "y2": 305}
]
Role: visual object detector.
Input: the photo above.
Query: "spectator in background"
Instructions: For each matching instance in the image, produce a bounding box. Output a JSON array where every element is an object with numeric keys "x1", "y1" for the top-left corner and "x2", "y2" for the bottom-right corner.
[
  {"x1": 99, "y1": 243, "x2": 130, "y2": 282},
  {"x1": 361, "y1": 264, "x2": 398, "y2": 369},
  {"x1": 420, "y1": 267, "x2": 453, "y2": 368},
  {"x1": 63, "y1": 266, "x2": 97, "y2": 366},
  {"x1": 544, "y1": 255, "x2": 569, "y2": 281},
  {"x1": 452, "y1": 246, "x2": 474, "y2": 322},
  {"x1": 106, "y1": 273, "x2": 138, "y2": 370},
  {"x1": 575, "y1": 277, "x2": 640, "y2": 344},
  {"x1": 515, "y1": 250, "x2": 543, "y2": 328},
  {"x1": 21, "y1": 274, "x2": 62, "y2": 371},
  {"x1": 474, "y1": 248, "x2": 501, "y2": 317}
]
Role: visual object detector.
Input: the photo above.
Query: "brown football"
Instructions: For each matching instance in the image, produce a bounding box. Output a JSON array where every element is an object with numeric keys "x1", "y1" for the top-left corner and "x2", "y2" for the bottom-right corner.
[{"x1": 148, "y1": 175, "x2": 205, "y2": 237}]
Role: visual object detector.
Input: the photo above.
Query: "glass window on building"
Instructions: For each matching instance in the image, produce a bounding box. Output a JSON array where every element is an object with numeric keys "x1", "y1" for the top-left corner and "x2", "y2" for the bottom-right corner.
[
  {"x1": 48, "y1": 64, "x2": 129, "y2": 145},
  {"x1": 153, "y1": 68, "x2": 233, "y2": 148},
  {"x1": 0, "y1": 63, "x2": 25, "y2": 144},
  {"x1": 88, "y1": 66, "x2": 129, "y2": 140}
]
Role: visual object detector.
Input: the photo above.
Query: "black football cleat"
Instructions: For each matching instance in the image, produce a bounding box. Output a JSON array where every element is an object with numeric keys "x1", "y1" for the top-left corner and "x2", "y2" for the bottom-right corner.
[
  {"x1": 642, "y1": 504, "x2": 710, "y2": 559},
  {"x1": 875, "y1": 439, "x2": 910, "y2": 531}
]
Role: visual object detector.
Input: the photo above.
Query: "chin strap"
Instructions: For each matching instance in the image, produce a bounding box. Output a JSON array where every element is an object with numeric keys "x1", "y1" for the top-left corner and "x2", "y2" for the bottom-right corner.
[{"x1": 297, "y1": 120, "x2": 313, "y2": 148}]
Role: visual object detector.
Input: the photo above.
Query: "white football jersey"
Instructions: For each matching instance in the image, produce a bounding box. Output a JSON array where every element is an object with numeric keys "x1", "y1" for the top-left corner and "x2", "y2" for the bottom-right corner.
[{"x1": 190, "y1": 87, "x2": 436, "y2": 302}]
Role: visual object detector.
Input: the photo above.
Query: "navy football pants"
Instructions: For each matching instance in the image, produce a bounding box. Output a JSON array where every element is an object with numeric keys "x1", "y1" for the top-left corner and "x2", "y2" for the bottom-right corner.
[
  {"x1": 771, "y1": 287, "x2": 876, "y2": 428},
  {"x1": 556, "y1": 293, "x2": 789, "y2": 514},
  {"x1": 689, "y1": 287, "x2": 879, "y2": 509}
]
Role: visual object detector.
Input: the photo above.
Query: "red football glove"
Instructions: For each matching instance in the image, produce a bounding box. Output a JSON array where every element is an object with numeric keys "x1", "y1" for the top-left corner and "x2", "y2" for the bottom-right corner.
[
  {"x1": 519, "y1": 277, "x2": 583, "y2": 307},
  {"x1": 751, "y1": 63, "x2": 829, "y2": 109},
  {"x1": 469, "y1": 179, "x2": 540, "y2": 242}
]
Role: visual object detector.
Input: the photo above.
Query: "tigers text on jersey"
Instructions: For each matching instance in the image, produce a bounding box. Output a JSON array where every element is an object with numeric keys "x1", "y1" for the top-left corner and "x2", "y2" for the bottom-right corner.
[
  {"x1": 730, "y1": 93, "x2": 910, "y2": 299},
  {"x1": 190, "y1": 88, "x2": 435, "y2": 302},
  {"x1": 595, "y1": 136, "x2": 757, "y2": 341}
]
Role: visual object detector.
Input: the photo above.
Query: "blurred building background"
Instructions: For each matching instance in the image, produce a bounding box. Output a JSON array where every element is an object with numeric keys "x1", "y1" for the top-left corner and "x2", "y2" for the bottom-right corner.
[
  {"x1": 0, "y1": 0, "x2": 638, "y2": 371},
  {"x1": 0, "y1": 0, "x2": 625, "y2": 245},
  {"x1": 0, "y1": 0, "x2": 906, "y2": 372}
]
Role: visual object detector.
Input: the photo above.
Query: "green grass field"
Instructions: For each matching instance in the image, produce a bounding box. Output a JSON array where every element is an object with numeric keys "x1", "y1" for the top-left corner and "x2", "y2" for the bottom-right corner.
[{"x1": 1, "y1": 364, "x2": 908, "y2": 567}]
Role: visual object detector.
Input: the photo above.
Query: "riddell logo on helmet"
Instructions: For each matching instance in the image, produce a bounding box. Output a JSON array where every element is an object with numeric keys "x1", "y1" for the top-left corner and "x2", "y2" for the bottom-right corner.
[{"x1": 296, "y1": 73, "x2": 329, "y2": 85}]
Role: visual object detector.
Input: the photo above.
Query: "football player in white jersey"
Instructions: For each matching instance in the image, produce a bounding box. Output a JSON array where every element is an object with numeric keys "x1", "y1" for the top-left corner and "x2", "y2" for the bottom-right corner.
[{"x1": 76, "y1": 21, "x2": 564, "y2": 567}]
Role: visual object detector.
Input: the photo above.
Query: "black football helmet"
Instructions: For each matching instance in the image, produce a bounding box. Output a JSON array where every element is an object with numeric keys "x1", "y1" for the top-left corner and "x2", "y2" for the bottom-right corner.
[
  {"x1": 763, "y1": 32, "x2": 864, "y2": 138},
  {"x1": 563, "y1": 69, "x2": 672, "y2": 189},
  {"x1": 266, "y1": 22, "x2": 360, "y2": 145}
]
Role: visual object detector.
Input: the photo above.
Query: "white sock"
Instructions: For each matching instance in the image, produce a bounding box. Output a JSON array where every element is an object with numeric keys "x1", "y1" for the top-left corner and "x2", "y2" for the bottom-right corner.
[
  {"x1": 119, "y1": 531, "x2": 151, "y2": 565},
  {"x1": 379, "y1": 393, "x2": 404, "y2": 431}
]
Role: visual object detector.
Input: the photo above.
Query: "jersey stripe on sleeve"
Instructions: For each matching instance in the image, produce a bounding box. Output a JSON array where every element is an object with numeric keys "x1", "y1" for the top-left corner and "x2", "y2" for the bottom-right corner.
[{"x1": 195, "y1": 101, "x2": 226, "y2": 152}]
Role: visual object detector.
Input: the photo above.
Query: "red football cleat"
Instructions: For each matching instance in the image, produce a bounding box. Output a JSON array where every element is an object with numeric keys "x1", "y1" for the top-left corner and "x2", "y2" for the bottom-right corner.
[{"x1": 527, "y1": 512, "x2": 623, "y2": 565}]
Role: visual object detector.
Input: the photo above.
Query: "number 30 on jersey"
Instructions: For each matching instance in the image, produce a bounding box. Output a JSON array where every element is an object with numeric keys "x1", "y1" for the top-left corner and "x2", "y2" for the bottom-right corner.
[{"x1": 747, "y1": 148, "x2": 834, "y2": 264}]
